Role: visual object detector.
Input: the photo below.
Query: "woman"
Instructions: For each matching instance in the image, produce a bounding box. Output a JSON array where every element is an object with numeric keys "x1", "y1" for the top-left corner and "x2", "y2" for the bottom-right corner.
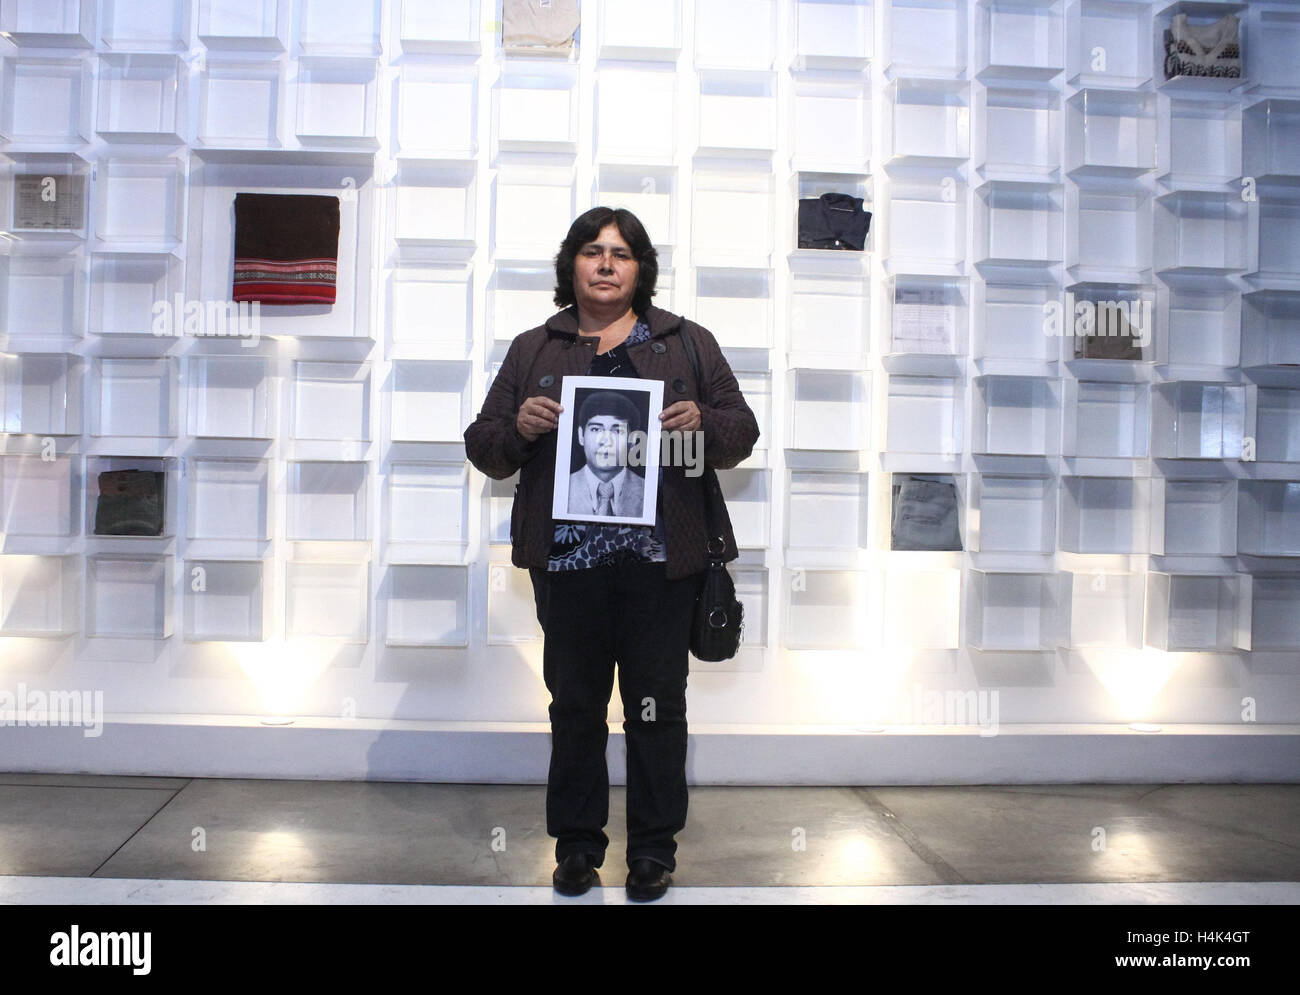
[{"x1": 464, "y1": 206, "x2": 759, "y2": 901}]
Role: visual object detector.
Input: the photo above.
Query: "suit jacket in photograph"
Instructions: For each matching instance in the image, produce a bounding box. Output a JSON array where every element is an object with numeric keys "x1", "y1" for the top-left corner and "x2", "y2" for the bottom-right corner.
[{"x1": 567, "y1": 465, "x2": 646, "y2": 519}]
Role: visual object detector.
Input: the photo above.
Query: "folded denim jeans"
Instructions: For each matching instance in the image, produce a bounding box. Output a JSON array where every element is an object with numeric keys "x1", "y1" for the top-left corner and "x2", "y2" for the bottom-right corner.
[{"x1": 891, "y1": 474, "x2": 962, "y2": 551}]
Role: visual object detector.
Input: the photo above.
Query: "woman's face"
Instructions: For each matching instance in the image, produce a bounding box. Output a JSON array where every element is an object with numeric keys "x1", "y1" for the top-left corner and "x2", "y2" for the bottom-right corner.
[{"x1": 572, "y1": 222, "x2": 638, "y2": 315}]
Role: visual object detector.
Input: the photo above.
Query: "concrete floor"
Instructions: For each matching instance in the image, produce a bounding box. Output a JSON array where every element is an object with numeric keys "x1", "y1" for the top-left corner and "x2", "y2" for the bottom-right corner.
[{"x1": 2, "y1": 774, "x2": 1298, "y2": 903}]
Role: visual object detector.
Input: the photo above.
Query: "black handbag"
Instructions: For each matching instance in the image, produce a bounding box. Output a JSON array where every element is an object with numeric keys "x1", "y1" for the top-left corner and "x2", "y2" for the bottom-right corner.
[{"x1": 679, "y1": 325, "x2": 744, "y2": 661}]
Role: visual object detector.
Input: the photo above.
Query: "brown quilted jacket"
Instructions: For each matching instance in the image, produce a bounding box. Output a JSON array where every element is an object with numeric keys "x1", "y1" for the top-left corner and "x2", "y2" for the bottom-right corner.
[{"x1": 464, "y1": 304, "x2": 760, "y2": 579}]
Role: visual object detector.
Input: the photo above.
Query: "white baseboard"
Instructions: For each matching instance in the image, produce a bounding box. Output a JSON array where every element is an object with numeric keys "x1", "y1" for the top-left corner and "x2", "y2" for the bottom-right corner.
[{"x1": 2, "y1": 717, "x2": 1298, "y2": 783}]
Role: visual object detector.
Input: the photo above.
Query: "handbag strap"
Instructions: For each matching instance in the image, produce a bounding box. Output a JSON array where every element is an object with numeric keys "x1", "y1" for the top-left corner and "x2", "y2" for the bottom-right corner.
[{"x1": 678, "y1": 324, "x2": 726, "y2": 559}]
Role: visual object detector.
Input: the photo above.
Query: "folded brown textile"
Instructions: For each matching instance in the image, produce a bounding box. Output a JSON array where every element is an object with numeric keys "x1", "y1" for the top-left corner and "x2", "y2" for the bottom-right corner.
[{"x1": 233, "y1": 193, "x2": 340, "y2": 305}]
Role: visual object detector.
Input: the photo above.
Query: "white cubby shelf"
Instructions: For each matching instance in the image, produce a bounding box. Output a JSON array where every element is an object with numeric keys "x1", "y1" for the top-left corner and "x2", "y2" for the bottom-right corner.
[
  {"x1": 198, "y1": 59, "x2": 285, "y2": 149},
  {"x1": 96, "y1": 54, "x2": 187, "y2": 145},
  {"x1": 187, "y1": 355, "x2": 275, "y2": 439},
  {"x1": 1144, "y1": 572, "x2": 1250, "y2": 652},
  {"x1": 1250, "y1": 4, "x2": 1300, "y2": 96},
  {"x1": 285, "y1": 559, "x2": 369, "y2": 641},
  {"x1": 969, "y1": 473, "x2": 1057, "y2": 553},
  {"x1": 786, "y1": 368, "x2": 871, "y2": 452},
  {"x1": 183, "y1": 559, "x2": 272, "y2": 642},
  {"x1": 882, "y1": 566, "x2": 961, "y2": 648},
  {"x1": 186, "y1": 458, "x2": 272, "y2": 543},
  {"x1": 793, "y1": 0, "x2": 873, "y2": 70},
  {"x1": 384, "y1": 462, "x2": 469, "y2": 562},
  {"x1": 1248, "y1": 573, "x2": 1300, "y2": 650},
  {"x1": 100, "y1": 0, "x2": 190, "y2": 51},
  {"x1": 967, "y1": 569, "x2": 1058, "y2": 651},
  {"x1": 382, "y1": 564, "x2": 469, "y2": 647},
  {"x1": 696, "y1": 0, "x2": 777, "y2": 70},
  {"x1": 975, "y1": 180, "x2": 1064, "y2": 269},
  {"x1": 1160, "y1": 94, "x2": 1241, "y2": 189},
  {"x1": 782, "y1": 567, "x2": 870, "y2": 649},
  {"x1": 0, "y1": 57, "x2": 92, "y2": 148},
  {"x1": 1149, "y1": 477, "x2": 1237, "y2": 557},
  {"x1": 0, "y1": 554, "x2": 80, "y2": 637},
  {"x1": 397, "y1": 0, "x2": 481, "y2": 55},
  {"x1": 86, "y1": 554, "x2": 173, "y2": 639},
  {"x1": 976, "y1": 0, "x2": 1065, "y2": 82},
  {"x1": 198, "y1": 0, "x2": 289, "y2": 51},
  {"x1": 1067, "y1": 0, "x2": 1152, "y2": 89},
  {"x1": 887, "y1": 0, "x2": 968, "y2": 79},
  {"x1": 286, "y1": 460, "x2": 369, "y2": 544},
  {"x1": 0, "y1": 1, "x2": 95, "y2": 49},
  {"x1": 0, "y1": 247, "x2": 87, "y2": 340},
  {"x1": 887, "y1": 78, "x2": 970, "y2": 166},
  {"x1": 296, "y1": 0, "x2": 382, "y2": 56},
  {"x1": 1066, "y1": 89, "x2": 1155, "y2": 177},
  {"x1": 1151, "y1": 381, "x2": 1246, "y2": 460},
  {"x1": 0, "y1": 454, "x2": 80, "y2": 543},
  {"x1": 1060, "y1": 569, "x2": 1144, "y2": 648},
  {"x1": 1058, "y1": 474, "x2": 1149, "y2": 553},
  {"x1": 976, "y1": 85, "x2": 1062, "y2": 182},
  {"x1": 1237, "y1": 479, "x2": 1300, "y2": 557},
  {"x1": 1, "y1": 352, "x2": 83, "y2": 436},
  {"x1": 295, "y1": 58, "x2": 379, "y2": 148}
]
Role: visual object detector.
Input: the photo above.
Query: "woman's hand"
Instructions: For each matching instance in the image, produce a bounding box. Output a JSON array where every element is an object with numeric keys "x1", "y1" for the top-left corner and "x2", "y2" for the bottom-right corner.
[
  {"x1": 517, "y1": 396, "x2": 564, "y2": 441},
  {"x1": 659, "y1": 400, "x2": 701, "y2": 433}
]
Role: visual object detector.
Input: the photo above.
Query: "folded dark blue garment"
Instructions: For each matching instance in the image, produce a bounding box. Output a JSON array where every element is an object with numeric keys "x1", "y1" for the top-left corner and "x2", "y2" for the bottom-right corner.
[{"x1": 798, "y1": 192, "x2": 870, "y2": 250}]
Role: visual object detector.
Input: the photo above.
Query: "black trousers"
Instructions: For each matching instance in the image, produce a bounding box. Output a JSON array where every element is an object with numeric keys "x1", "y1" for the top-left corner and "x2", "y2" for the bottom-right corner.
[{"x1": 529, "y1": 560, "x2": 704, "y2": 871}]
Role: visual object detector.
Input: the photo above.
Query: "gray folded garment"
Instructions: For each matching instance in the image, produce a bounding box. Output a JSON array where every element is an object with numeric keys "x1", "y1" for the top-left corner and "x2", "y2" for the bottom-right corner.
[
  {"x1": 502, "y1": 0, "x2": 579, "y2": 50},
  {"x1": 891, "y1": 474, "x2": 962, "y2": 551},
  {"x1": 94, "y1": 469, "x2": 164, "y2": 537},
  {"x1": 1074, "y1": 307, "x2": 1143, "y2": 360}
]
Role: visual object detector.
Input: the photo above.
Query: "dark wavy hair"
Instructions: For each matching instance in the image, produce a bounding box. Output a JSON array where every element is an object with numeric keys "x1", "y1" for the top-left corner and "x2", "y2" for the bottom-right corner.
[
  {"x1": 553, "y1": 207, "x2": 658, "y2": 315},
  {"x1": 577, "y1": 389, "x2": 640, "y2": 434}
]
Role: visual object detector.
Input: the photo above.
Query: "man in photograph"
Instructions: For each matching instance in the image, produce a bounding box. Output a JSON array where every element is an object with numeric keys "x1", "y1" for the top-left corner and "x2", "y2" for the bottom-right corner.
[{"x1": 567, "y1": 389, "x2": 645, "y2": 519}]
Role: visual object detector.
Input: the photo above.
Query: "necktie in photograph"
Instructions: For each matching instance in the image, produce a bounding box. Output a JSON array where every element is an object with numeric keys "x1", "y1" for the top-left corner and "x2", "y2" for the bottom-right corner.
[{"x1": 596, "y1": 481, "x2": 614, "y2": 516}]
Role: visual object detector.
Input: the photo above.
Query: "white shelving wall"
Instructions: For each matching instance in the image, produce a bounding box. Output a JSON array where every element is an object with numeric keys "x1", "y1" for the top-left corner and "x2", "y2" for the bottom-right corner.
[{"x1": 1, "y1": 0, "x2": 1299, "y2": 759}]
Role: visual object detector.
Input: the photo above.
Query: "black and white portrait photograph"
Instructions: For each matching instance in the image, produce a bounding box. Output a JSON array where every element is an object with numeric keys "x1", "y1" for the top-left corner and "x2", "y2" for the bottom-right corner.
[{"x1": 551, "y1": 375, "x2": 663, "y2": 526}]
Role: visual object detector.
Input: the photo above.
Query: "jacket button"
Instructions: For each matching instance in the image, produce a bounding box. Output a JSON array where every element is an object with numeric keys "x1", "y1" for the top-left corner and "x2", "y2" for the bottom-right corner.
[
  {"x1": 672, "y1": 377, "x2": 686, "y2": 393},
  {"x1": 651, "y1": 341, "x2": 666, "y2": 354},
  {"x1": 539, "y1": 374, "x2": 554, "y2": 387}
]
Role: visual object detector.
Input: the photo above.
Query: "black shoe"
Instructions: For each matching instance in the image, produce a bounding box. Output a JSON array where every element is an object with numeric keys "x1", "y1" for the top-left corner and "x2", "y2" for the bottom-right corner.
[
  {"x1": 553, "y1": 853, "x2": 598, "y2": 896},
  {"x1": 625, "y1": 858, "x2": 672, "y2": 902}
]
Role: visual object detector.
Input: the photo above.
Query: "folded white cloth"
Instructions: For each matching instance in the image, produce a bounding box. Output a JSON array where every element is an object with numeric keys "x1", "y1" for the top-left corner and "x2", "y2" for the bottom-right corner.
[{"x1": 503, "y1": 0, "x2": 579, "y2": 50}]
